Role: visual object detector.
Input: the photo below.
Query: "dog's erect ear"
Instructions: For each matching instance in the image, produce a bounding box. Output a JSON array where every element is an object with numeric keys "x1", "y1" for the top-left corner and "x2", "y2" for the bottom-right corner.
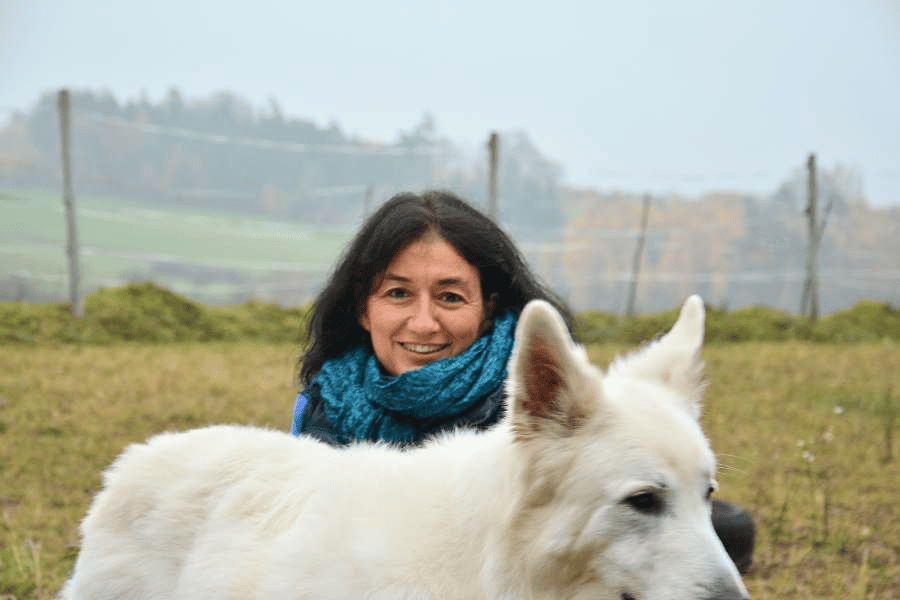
[
  {"x1": 609, "y1": 295, "x2": 706, "y2": 419},
  {"x1": 507, "y1": 300, "x2": 596, "y2": 440}
]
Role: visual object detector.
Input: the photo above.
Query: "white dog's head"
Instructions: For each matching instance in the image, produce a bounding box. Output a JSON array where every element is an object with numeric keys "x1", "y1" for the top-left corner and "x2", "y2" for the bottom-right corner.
[{"x1": 504, "y1": 297, "x2": 748, "y2": 600}]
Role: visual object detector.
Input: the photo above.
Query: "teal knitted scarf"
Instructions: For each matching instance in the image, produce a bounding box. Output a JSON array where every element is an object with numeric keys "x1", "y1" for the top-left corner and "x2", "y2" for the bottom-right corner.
[{"x1": 314, "y1": 310, "x2": 517, "y2": 444}]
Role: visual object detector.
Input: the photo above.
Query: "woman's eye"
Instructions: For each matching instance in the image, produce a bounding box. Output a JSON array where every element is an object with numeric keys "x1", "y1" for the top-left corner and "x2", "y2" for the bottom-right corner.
[
  {"x1": 386, "y1": 288, "x2": 408, "y2": 299},
  {"x1": 441, "y1": 292, "x2": 464, "y2": 304}
]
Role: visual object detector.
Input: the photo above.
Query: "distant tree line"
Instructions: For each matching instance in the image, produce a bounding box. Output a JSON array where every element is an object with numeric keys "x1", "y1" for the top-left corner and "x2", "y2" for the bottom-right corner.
[{"x1": 0, "y1": 88, "x2": 564, "y2": 233}]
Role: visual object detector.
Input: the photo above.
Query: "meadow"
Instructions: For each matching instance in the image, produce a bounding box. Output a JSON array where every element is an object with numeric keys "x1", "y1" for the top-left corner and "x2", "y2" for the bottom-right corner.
[
  {"x1": 0, "y1": 188, "x2": 352, "y2": 302},
  {"x1": 1, "y1": 282, "x2": 899, "y2": 598},
  {"x1": 0, "y1": 337, "x2": 897, "y2": 599}
]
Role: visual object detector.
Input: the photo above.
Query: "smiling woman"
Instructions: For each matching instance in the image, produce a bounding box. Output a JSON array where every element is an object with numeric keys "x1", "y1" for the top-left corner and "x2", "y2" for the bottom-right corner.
[
  {"x1": 291, "y1": 190, "x2": 572, "y2": 446},
  {"x1": 360, "y1": 233, "x2": 488, "y2": 376}
]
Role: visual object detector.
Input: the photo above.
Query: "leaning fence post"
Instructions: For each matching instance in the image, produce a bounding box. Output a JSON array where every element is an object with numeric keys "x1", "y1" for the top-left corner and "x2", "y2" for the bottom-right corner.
[{"x1": 626, "y1": 193, "x2": 652, "y2": 317}]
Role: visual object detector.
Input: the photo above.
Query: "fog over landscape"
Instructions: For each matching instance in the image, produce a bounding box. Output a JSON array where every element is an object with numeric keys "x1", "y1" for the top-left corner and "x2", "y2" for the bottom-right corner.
[
  {"x1": 0, "y1": 0, "x2": 898, "y2": 312},
  {"x1": 2, "y1": 0, "x2": 898, "y2": 204}
]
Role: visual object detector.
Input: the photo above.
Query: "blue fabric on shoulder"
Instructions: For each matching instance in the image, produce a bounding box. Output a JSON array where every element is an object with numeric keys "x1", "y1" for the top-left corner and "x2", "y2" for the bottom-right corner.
[{"x1": 291, "y1": 392, "x2": 308, "y2": 435}]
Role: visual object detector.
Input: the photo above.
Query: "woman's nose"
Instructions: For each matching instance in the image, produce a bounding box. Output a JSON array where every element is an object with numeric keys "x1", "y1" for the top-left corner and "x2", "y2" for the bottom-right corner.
[{"x1": 408, "y1": 297, "x2": 440, "y2": 332}]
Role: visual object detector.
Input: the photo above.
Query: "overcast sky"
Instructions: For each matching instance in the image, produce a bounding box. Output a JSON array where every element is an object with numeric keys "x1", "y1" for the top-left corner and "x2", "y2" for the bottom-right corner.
[{"x1": 2, "y1": 0, "x2": 899, "y2": 205}]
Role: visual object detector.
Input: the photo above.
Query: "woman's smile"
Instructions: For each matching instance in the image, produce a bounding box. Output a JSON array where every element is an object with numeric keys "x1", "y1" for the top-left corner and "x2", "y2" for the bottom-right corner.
[{"x1": 400, "y1": 342, "x2": 450, "y2": 354}]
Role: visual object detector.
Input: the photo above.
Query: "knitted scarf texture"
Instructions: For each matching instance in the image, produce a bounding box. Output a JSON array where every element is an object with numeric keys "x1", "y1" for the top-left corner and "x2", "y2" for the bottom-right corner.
[{"x1": 313, "y1": 310, "x2": 517, "y2": 444}]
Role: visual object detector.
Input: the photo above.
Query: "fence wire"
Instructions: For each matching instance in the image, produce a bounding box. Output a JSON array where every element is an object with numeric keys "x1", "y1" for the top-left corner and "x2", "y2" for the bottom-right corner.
[{"x1": 1, "y1": 104, "x2": 898, "y2": 314}]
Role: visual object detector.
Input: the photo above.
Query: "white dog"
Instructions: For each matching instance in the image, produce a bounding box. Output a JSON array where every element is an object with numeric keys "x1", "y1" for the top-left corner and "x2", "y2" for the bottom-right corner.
[{"x1": 60, "y1": 296, "x2": 748, "y2": 600}]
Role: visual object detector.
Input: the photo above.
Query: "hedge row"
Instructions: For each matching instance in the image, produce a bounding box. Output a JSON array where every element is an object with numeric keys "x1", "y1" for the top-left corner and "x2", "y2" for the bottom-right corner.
[
  {"x1": 0, "y1": 282, "x2": 313, "y2": 344},
  {"x1": 574, "y1": 301, "x2": 900, "y2": 344},
  {"x1": 1, "y1": 282, "x2": 897, "y2": 345}
]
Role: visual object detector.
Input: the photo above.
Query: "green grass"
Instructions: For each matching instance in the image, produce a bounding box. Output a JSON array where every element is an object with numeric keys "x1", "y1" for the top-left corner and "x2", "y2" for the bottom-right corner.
[
  {"x1": 1, "y1": 341, "x2": 897, "y2": 598},
  {"x1": 0, "y1": 187, "x2": 353, "y2": 300}
]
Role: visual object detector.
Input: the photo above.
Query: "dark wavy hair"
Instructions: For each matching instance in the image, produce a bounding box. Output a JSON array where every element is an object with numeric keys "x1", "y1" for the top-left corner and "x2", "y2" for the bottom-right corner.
[{"x1": 298, "y1": 190, "x2": 573, "y2": 385}]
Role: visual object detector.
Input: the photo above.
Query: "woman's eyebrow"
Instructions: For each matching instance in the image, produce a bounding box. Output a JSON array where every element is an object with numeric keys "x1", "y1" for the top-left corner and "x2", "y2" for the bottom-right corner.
[
  {"x1": 381, "y1": 273, "x2": 472, "y2": 287},
  {"x1": 382, "y1": 273, "x2": 410, "y2": 284},
  {"x1": 436, "y1": 277, "x2": 471, "y2": 287}
]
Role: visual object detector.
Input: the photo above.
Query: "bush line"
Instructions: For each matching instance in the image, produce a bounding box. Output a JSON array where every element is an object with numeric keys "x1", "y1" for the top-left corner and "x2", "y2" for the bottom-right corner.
[{"x1": 1, "y1": 282, "x2": 898, "y2": 345}]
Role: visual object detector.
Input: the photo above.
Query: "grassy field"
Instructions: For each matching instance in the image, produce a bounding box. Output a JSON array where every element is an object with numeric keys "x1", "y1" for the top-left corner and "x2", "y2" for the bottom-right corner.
[
  {"x1": 1, "y1": 340, "x2": 899, "y2": 598},
  {"x1": 0, "y1": 188, "x2": 353, "y2": 301}
]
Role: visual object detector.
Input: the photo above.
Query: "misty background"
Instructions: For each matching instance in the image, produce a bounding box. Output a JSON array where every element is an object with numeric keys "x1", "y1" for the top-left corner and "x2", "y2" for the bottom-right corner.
[{"x1": 0, "y1": 0, "x2": 898, "y2": 313}]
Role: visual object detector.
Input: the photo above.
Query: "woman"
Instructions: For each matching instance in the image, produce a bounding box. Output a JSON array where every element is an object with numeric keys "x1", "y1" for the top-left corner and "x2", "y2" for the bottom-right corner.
[
  {"x1": 291, "y1": 189, "x2": 754, "y2": 574},
  {"x1": 292, "y1": 189, "x2": 572, "y2": 446}
]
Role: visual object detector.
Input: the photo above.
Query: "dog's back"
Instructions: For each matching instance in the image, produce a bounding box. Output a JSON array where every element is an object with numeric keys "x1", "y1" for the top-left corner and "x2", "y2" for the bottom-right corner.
[
  {"x1": 61, "y1": 297, "x2": 749, "y2": 600},
  {"x1": 62, "y1": 425, "x2": 511, "y2": 599}
]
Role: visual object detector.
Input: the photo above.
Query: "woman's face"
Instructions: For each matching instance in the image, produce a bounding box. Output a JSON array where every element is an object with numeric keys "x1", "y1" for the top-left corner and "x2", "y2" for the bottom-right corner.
[{"x1": 359, "y1": 233, "x2": 486, "y2": 376}]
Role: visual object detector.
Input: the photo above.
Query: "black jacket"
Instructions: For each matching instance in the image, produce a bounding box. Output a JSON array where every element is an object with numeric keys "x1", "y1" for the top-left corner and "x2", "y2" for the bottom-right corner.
[{"x1": 296, "y1": 382, "x2": 507, "y2": 448}]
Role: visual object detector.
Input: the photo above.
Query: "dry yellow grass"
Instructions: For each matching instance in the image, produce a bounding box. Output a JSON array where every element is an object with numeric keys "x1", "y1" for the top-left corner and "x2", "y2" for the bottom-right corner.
[
  {"x1": 589, "y1": 341, "x2": 900, "y2": 598},
  {"x1": 2, "y1": 341, "x2": 899, "y2": 598},
  {"x1": 0, "y1": 343, "x2": 300, "y2": 599}
]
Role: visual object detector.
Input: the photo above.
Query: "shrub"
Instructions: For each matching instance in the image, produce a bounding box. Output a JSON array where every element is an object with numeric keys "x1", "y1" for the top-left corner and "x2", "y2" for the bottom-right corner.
[
  {"x1": 206, "y1": 300, "x2": 312, "y2": 343},
  {"x1": 706, "y1": 305, "x2": 798, "y2": 343},
  {"x1": 806, "y1": 300, "x2": 900, "y2": 343},
  {"x1": 81, "y1": 282, "x2": 217, "y2": 342},
  {"x1": 0, "y1": 283, "x2": 896, "y2": 345},
  {"x1": 573, "y1": 310, "x2": 621, "y2": 345}
]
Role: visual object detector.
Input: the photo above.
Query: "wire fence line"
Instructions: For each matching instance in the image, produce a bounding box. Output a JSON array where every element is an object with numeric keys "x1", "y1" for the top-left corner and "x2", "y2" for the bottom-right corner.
[
  {"x1": 5, "y1": 238, "x2": 896, "y2": 284},
  {"x1": 4, "y1": 243, "x2": 895, "y2": 312},
  {"x1": 1, "y1": 100, "x2": 898, "y2": 314},
  {"x1": 3, "y1": 194, "x2": 897, "y2": 315},
  {"x1": 3, "y1": 152, "x2": 899, "y2": 314}
]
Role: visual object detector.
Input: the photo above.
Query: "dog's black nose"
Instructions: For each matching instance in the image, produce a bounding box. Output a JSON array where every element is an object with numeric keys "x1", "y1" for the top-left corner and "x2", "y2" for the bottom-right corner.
[{"x1": 621, "y1": 593, "x2": 636, "y2": 600}]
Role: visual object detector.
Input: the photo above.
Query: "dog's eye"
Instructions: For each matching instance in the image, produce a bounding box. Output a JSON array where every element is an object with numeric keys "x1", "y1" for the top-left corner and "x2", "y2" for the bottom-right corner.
[
  {"x1": 624, "y1": 490, "x2": 664, "y2": 515},
  {"x1": 706, "y1": 480, "x2": 719, "y2": 501}
]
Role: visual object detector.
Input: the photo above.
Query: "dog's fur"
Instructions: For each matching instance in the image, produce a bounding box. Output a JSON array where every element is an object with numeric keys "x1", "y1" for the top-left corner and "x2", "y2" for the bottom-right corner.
[{"x1": 60, "y1": 296, "x2": 748, "y2": 600}]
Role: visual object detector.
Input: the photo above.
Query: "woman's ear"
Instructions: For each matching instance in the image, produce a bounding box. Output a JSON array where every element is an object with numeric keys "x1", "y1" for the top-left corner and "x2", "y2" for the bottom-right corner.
[
  {"x1": 359, "y1": 309, "x2": 371, "y2": 333},
  {"x1": 478, "y1": 293, "x2": 500, "y2": 336},
  {"x1": 486, "y1": 293, "x2": 499, "y2": 317}
]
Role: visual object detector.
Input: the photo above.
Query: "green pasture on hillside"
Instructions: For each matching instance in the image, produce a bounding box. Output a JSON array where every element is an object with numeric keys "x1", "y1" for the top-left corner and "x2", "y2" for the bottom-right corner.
[{"x1": 0, "y1": 188, "x2": 353, "y2": 299}]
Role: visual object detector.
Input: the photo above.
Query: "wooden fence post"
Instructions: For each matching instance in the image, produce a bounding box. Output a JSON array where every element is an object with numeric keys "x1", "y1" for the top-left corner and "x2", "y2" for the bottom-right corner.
[
  {"x1": 57, "y1": 89, "x2": 82, "y2": 318},
  {"x1": 802, "y1": 152, "x2": 818, "y2": 320},
  {"x1": 626, "y1": 193, "x2": 652, "y2": 317},
  {"x1": 487, "y1": 131, "x2": 499, "y2": 221},
  {"x1": 363, "y1": 184, "x2": 374, "y2": 221},
  {"x1": 800, "y1": 153, "x2": 834, "y2": 323}
]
